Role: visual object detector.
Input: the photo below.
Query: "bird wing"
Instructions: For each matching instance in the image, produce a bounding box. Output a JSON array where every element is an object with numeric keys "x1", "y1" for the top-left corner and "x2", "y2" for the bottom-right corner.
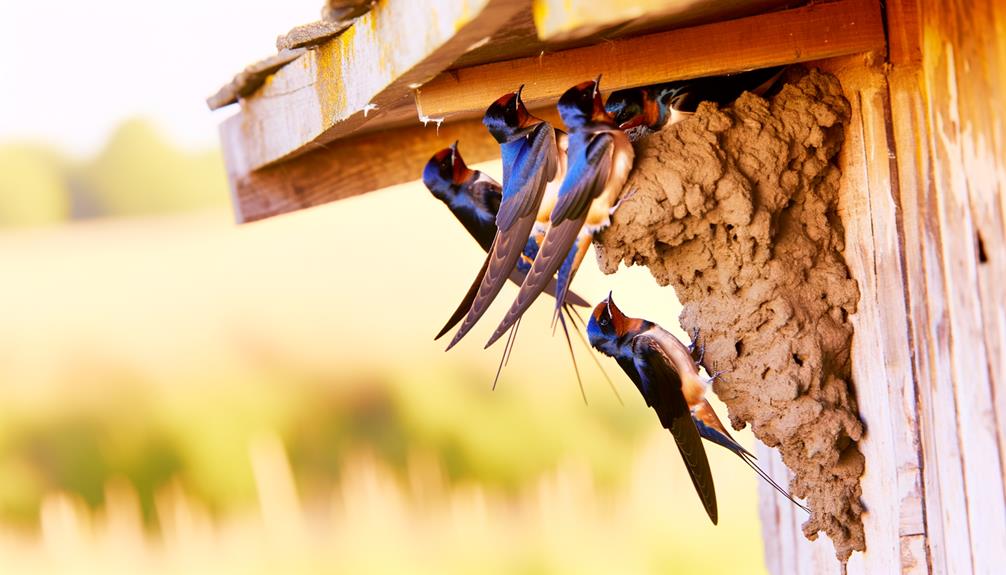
[
  {"x1": 484, "y1": 134, "x2": 614, "y2": 347},
  {"x1": 633, "y1": 333, "x2": 718, "y2": 524},
  {"x1": 435, "y1": 240, "x2": 495, "y2": 340},
  {"x1": 446, "y1": 125, "x2": 558, "y2": 349},
  {"x1": 550, "y1": 133, "x2": 614, "y2": 224},
  {"x1": 435, "y1": 236, "x2": 585, "y2": 340},
  {"x1": 446, "y1": 214, "x2": 537, "y2": 349},
  {"x1": 484, "y1": 217, "x2": 585, "y2": 347},
  {"x1": 496, "y1": 123, "x2": 557, "y2": 231}
]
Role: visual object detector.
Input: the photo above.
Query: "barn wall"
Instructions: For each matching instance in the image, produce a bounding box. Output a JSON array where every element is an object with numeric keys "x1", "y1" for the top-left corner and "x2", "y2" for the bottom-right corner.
[
  {"x1": 762, "y1": 0, "x2": 1006, "y2": 573},
  {"x1": 894, "y1": 0, "x2": 1006, "y2": 572}
]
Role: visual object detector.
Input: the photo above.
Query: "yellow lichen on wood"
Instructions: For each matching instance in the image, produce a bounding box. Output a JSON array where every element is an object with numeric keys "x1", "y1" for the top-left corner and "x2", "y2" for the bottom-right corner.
[
  {"x1": 533, "y1": 0, "x2": 657, "y2": 41},
  {"x1": 531, "y1": 0, "x2": 794, "y2": 43},
  {"x1": 224, "y1": 0, "x2": 526, "y2": 175}
]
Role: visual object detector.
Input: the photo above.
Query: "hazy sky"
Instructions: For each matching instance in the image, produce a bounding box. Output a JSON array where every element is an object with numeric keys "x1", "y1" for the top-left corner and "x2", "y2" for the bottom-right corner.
[{"x1": 0, "y1": 1, "x2": 320, "y2": 156}]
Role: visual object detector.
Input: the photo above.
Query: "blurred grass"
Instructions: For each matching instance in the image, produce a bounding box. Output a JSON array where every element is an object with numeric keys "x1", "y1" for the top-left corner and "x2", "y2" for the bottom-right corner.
[{"x1": 0, "y1": 121, "x2": 769, "y2": 574}]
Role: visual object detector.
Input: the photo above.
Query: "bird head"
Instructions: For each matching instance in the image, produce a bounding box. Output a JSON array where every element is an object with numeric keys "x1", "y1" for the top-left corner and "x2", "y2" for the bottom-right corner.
[
  {"x1": 483, "y1": 85, "x2": 536, "y2": 143},
  {"x1": 558, "y1": 75, "x2": 612, "y2": 129},
  {"x1": 422, "y1": 141, "x2": 473, "y2": 199},
  {"x1": 659, "y1": 84, "x2": 699, "y2": 127},
  {"x1": 607, "y1": 82, "x2": 691, "y2": 131},
  {"x1": 587, "y1": 292, "x2": 648, "y2": 356},
  {"x1": 605, "y1": 87, "x2": 649, "y2": 130}
]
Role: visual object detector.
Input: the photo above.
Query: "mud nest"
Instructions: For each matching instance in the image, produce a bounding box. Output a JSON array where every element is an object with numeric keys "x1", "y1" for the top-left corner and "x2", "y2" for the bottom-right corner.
[{"x1": 595, "y1": 69, "x2": 864, "y2": 561}]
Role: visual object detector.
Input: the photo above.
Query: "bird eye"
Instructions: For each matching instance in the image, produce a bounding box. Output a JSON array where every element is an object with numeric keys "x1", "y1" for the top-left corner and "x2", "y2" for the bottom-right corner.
[{"x1": 598, "y1": 317, "x2": 609, "y2": 327}]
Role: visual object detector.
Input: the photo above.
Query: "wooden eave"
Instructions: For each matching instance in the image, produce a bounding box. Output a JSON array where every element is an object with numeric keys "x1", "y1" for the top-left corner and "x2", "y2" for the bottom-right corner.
[{"x1": 213, "y1": 0, "x2": 886, "y2": 223}]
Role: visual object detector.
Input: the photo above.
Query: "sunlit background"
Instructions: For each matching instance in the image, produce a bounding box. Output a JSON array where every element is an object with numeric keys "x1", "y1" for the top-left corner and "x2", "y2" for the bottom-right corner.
[{"x1": 0, "y1": 1, "x2": 768, "y2": 573}]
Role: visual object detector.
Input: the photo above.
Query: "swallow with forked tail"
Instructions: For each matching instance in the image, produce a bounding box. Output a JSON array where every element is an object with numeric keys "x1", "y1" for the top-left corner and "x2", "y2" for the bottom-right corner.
[
  {"x1": 444, "y1": 86, "x2": 565, "y2": 351},
  {"x1": 422, "y1": 141, "x2": 589, "y2": 339},
  {"x1": 587, "y1": 293, "x2": 810, "y2": 524},
  {"x1": 424, "y1": 141, "x2": 619, "y2": 400},
  {"x1": 485, "y1": 77, "x2": 634, "y2": 349}
]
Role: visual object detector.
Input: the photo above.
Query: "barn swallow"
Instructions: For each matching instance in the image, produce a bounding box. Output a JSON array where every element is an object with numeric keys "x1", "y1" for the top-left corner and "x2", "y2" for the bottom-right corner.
[
  {"x1": 445, "y1": 86, "x2": 564, "y2": 350},
  {"x1": 485, "y1": 77, "x2": 634, "y2": 348},
  {"x1": 606, "y1": 66, "x2": 786, "y2": 133},
  {"x1": 422, "y1": 142, "x2": 589, "y2": 340},
  {"x1": 587, "y1": 294, "x2": 810, "y2": 522},
  {"x1": 424, "y1": 142, "x2": 618, "y2": 401}
]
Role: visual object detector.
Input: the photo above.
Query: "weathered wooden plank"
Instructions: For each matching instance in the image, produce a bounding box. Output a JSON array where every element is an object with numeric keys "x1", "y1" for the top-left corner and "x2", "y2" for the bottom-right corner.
[
  {"x1": 931, "y1": 0, "x2": 1006, "y2": 503},
  {"x1": 918, "y1": 2, "x2": 1006, "y2": 571},
  {"x1": 224, "y1": 0, "x2": 528, "y2": 176},
  {"x1": 226, "y1": 117, "x2": 493, "y2": 224},
  {"x1": 758, "y1": 446, "x2": 844, "y2": 575},
  {"x1": 829, "y1": 56, "x2": 927, "y2": 575},
  {"x1": 885, "y1": 0, "x2": 922, "y2": 65},
  {"x1": 206, "y1": 49, "x2": 307, "y2": 111},
  {"x1": 758, "y1": 445, "x2": 784, "y2": 575},
  {"x1": 531, "y1": 0, "x2": 794, "y2": 43},
  {"x1": 882, "y1": 5, "x2": 948, "y2": 575},
  {"x1": 417, "y1": 0, "x2": 886, "y2": 121},
  {"x1": 918, "y1": 3, "x2": 1006, "y2": 573},
  {"x1": 888, "y1": 65, "x2": 957, "y2": 575},
  {"x1": 225, "y1": 106, "x2": 562, "y2": 223}
]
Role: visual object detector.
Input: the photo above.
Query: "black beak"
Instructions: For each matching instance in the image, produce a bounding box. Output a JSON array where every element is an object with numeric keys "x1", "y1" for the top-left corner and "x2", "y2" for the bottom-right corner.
[{"x1": 515, "y1": 84, "x2": 525, "y2": 106}]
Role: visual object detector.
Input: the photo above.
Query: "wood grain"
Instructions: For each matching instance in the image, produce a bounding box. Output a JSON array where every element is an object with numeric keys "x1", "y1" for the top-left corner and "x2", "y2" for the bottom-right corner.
[
  {"x1": 758, "y1": 55, "x2": 929, "y2": 575},
  {"x1": 828, "y1": 56, "x2": 927, "y2": 575},
  {"x1": 225, "y1": 106, "x2": 563, "y2": 223},
  {"x1": 531, "y1": 0, "x2": 794, "y2": 43},
  {"x1": 765, "y1": 0, "x2": 1006, "y2": 572},
  {"x1": 223, "y1": 0, "x2": 527, "y2": 175},
  {"x1": 417, "y1": 0, "x2": 886, "y2": 120},
  {"x1": 206, "y1": 49, "x2": 307, "y2": 111},
  {"x1": 228, "y1": 117, "x2": 496, "y2": 224},
  {"x1": 916, "y1": 1, "x2": 1006, "y2": 571},
  {"x1": 221, "y1": 0, "x2": 883, "y2": 222},
  {"x1": 888, "y1": 64, "x2": 961, "y2": 575}
]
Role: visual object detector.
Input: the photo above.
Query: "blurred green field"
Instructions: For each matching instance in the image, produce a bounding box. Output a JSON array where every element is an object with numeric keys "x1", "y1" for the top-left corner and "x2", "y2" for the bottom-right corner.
[{"x1": 0, "y1": 121, "x2": 769, "y2": 574}]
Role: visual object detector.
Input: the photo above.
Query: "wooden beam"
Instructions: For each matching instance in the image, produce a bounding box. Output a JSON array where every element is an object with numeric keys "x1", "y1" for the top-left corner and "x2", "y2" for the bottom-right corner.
[
  {"x1": 417, "y1": 0, "x2": 886, "y2": 120},
  {"x1": 227, "y1": 106, "x2": 564, "y2": 223},
  {"x1": 885, "y1": 0, "x2": 922, "y2": 65},
  {"x1": 228, "y1": 118, "x2": 488, "y2": 224},
  {"x1": 228, "y1": 106, "x2": 555, "y2": 223},
  {"x1": 225, "y1": 0, "x2": 885, "y2": 223},
  {"x1": 223, "y1": 0, "x2": 527, "y2": 176},
  {"x1": 532, "y1": 0, "x2": 795, "y2": 43}
]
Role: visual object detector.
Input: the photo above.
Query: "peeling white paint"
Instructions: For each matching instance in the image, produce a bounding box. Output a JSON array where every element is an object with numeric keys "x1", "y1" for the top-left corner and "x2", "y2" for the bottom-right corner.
[
  {"x1": 418, "y1": 114, "x2": 445, "y2": 133},
  {"x1": 467, "y1": 36, "x2": 491, "y2": 51}
]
